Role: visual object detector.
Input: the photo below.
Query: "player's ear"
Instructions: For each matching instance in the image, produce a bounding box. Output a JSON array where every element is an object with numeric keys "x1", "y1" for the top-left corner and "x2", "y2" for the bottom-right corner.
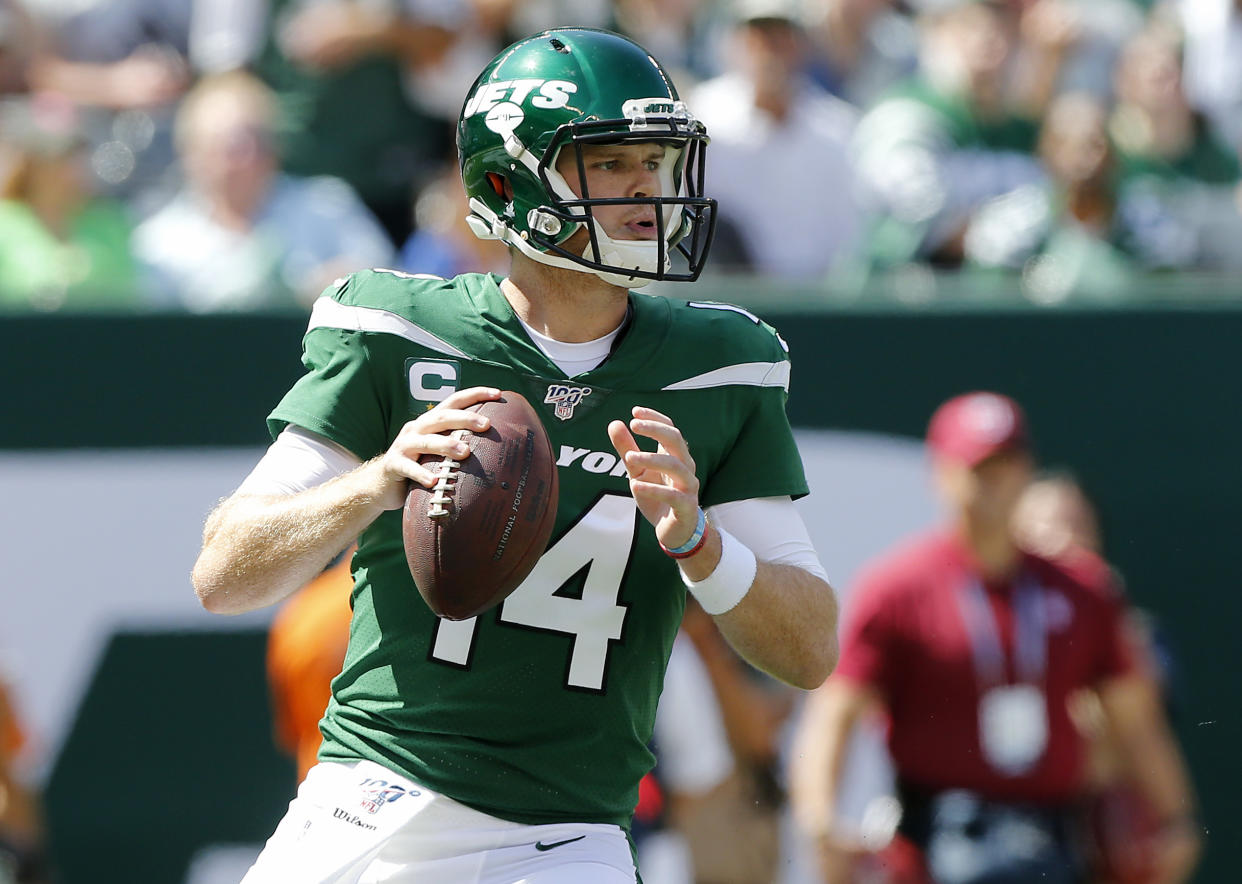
[{"x1": 485, "y1": 173, "x2": 513, "y2": 200}]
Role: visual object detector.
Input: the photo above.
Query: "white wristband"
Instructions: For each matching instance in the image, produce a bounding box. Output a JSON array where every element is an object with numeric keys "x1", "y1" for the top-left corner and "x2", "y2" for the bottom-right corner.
[{"x1": 682, "y1": 526, "x2": 757, "y2": 616}]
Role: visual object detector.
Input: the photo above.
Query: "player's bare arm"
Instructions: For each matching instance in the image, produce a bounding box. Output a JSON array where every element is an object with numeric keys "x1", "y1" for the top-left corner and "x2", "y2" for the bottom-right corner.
[
  {"x1": 608, "y1": 406, "x2": 839, "y2": 690},
  {"x1": 192, "y1": 386, "x2": 500, "y2": 615}
]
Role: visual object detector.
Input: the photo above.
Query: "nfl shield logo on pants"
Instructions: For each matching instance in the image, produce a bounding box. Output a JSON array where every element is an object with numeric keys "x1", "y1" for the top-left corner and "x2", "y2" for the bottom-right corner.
[{"x1": 358, "y1": 778, "x2": 410, "y2": 815}]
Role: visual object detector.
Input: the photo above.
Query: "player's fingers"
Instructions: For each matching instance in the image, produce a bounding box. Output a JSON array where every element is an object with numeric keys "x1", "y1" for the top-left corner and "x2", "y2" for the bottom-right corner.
[
  {"x1": 381, "y1": 449, "x2": 445, "y2": 489},
  {"x1": 607, "y1": 419, "x2": 641, "y2": 476},
  {"x1": 623, "y1": 450, "x2": 698, "y2": 492},
  {"x1": 413, "y1": 407, "x2": 491, "y2": 436},
  {"x1": 392, "y1": 424, "x2": 473, "y2": 462},
  {"x1": 628, "y1": 480, "x2": 699, "y2": 525},
  {"x1": 437, "y1": 386, "x2": 502, "y2": 410},
  {"x1": 628, "y1": 418, "x2": 693, "y2": 465},
  {"x1": 632, "y1": 405, "x2": 674, "y2": 425}
]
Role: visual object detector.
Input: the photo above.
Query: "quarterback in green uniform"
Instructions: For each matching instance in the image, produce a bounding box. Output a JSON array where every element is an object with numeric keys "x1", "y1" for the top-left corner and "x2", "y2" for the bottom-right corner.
[{"x1": 193, "y1": 27, "x2": 839, "y2": 884}]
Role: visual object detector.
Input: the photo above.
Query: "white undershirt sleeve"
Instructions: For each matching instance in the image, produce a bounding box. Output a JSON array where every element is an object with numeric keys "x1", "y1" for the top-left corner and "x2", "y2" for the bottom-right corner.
[
  {"x1": 705, "y1": 497, "x2": 831, "y2": 584},
  {"x1": 235, "y1": 426, "x2": 363, "y2": 496}
]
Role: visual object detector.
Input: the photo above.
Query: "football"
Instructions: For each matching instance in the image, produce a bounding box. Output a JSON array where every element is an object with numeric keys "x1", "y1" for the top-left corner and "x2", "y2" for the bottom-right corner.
[{"x1": 403, "y1": 391, "x2": 558, "y2": 620}]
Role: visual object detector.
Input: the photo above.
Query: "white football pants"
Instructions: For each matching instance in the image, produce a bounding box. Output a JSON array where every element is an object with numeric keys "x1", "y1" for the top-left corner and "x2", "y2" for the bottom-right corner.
[{"x1": 241, "y1": 760, "x2": 637, "y2": 883}]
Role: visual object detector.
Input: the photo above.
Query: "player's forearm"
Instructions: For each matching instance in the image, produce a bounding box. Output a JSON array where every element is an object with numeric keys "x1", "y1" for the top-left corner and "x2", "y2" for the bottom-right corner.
[
  {"x1": 711, "y1": 561, "x2": 839, "y2": 690},
  {"x1": 192, "y1": 459, "x2": 390, "y2": 614}
]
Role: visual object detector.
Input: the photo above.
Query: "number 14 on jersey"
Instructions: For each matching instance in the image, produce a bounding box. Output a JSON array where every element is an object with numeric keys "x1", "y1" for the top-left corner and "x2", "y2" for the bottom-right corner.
[{"x1": 430, "y1": 494, "x2": 637, "y2": 692}]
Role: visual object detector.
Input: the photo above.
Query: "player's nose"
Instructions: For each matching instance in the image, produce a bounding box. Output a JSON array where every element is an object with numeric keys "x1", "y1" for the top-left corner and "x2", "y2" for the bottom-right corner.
[{"x1": 631, "y1": 168, "x2": 661, "y2": 199}]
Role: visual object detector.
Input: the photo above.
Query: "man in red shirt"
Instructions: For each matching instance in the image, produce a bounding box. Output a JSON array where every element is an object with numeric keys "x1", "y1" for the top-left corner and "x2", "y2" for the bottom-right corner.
[{"x1": 791, "y1": 392, "x2": 1200, "y2": 884}]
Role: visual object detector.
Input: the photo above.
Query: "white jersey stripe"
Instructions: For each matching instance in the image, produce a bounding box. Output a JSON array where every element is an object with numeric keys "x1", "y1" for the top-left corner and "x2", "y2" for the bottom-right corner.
[
  {"x1": 661, "y1": 360, "x2": 791, "y2": 392},
  {"x1": 307, "y1": 297, "x2": 469, "y2": 358}
]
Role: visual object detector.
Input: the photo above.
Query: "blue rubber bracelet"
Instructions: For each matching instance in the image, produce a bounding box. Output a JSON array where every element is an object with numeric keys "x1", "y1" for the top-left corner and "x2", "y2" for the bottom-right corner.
[{"x1": 662, "y1": 508, "x2": 707, "y2": 558}]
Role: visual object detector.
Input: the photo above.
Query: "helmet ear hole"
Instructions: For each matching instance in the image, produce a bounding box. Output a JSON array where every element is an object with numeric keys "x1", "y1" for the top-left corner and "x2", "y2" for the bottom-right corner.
[{"x1": 486, "y1": 172, "x2": 511, "y2": 200}]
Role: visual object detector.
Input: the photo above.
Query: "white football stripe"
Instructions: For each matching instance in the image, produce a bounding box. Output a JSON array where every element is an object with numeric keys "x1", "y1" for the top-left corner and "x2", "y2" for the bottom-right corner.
[
  {"x1": 661, "y1": 360, "x2": 791, "y2": 392},
  {"x1": 307, "y1": 297, "x2": 469, "y2": 358}
]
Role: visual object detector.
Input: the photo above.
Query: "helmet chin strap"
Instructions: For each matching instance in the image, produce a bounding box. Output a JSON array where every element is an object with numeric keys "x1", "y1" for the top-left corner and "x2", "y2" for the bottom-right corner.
[
  {"x1": 468, "y1": 197, "x2": 659, "y2": 289},
  {"x1": 586, "y1": 220, "x2": 665, "y2": 285}
]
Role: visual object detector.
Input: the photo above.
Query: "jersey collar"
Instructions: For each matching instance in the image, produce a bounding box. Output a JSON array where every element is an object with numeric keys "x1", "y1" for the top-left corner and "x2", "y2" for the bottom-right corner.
[{"x1": 468, "y1": 274, "x2": 669, "y2": 383}]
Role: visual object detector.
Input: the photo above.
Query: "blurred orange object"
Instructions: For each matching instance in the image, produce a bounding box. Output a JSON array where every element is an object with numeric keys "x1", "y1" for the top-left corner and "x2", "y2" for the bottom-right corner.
[
  {"x1": 267, "y1": 549, "x2": 354, "y2": 781},
  {"x1": 0, "y1": 681, "x2": 25, "y2": 761}
]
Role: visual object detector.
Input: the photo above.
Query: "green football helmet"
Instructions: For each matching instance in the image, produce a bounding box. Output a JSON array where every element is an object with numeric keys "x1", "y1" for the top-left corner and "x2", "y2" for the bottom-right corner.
[{"x1": 457, "y1": 28, "x2": 717, "y2": 288}]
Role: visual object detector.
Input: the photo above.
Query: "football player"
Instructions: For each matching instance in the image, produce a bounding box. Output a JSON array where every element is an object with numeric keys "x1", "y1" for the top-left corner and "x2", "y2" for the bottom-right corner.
[{"x1": 193, "y1": 27, "x2": 838, "y2": 884}]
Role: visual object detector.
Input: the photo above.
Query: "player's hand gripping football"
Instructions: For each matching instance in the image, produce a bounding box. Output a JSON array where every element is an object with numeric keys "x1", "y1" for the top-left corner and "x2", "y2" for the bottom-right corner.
[
  {"x1": 372, "y1": 387, "x2": 501, "y2": 511},
  {"x1": 608, "y1": 406, "x2": 702, "y2": 552}
]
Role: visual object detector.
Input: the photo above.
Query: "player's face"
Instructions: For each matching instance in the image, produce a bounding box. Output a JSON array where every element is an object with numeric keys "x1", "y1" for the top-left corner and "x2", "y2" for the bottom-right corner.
[
  {"x1": 555, "y1": 141, "x2": 667, "y2": 243},
  {"x1": 936, "y1": 449, "x2": 1033, "y2": 527}
]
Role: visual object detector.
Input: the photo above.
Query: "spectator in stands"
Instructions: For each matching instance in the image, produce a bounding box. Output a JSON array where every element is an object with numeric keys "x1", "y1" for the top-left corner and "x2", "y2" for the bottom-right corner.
[
  {"x1": 851, "y1": 0, "x2": 1048, "y2": 271},
  {"x1": 1175, "y1": 0, "x2": 1242, "y2": 153},
  {"x1": 803, "y1": 0, "x2": 919, "y2": 108},
  {"x1": 133, "y1": 71, "x2": 394, "y2": 312},
  {"x1": 267, "y1": 548, "x2": 354, "y2": 783},
  {"x1": 1111, "y1": 23, "x2": 1239, "y2": 187},
  {"x1": 690, "y1": 0, "x2": 861, "y2": 280},
  {"x1": 22, "y1": 0, "x2": 193, "y2": 212},
  {"x1": 392, "y1": 3, "x2": 501, "y2": 133},
  {"x1": 23, "y1": 0, "x2": 189, "y2": 111},
  {"x1": 190, "y1": 0, "x2": 462, "y2": 247},
  {"x1": 962, "y1": 92, "x2": 1202, "y2": 301},
  {"x1": 0, "y1": 1, "x2": 33, "y2": 95},
  {"x1": 393, "y1": 1, "x2": 618, "y2": 145},
  {"x1": 790, "y1": 392, "x2": 1200, "y2": 884},
  {"x1": 1009, "y1": 0, "x2": 1144, "y2": 104},
  {"x1": 0, "y1": 96, "x2": 140, "y2": 311},
  {"x1": 1108, "y1": 21, "x2": 1242, "y2": 272},
  {"x1": 398, "y1": 160, "x2": 509, "y2": 279},
  {"x1": 613, "y1": 0, "x2": 719, "y2": 87}
]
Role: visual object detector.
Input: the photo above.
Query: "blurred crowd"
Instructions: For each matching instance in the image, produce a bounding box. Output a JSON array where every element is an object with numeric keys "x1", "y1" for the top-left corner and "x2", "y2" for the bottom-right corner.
[{"x1": 1, "y1": 0, "x2": 1242, "y2": 311}]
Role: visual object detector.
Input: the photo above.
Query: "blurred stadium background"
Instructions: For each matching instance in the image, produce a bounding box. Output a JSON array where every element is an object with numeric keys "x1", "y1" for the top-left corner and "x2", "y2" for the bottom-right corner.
[{"x1": 1, "y1": 0, "x2": 1240, "y2": 881}]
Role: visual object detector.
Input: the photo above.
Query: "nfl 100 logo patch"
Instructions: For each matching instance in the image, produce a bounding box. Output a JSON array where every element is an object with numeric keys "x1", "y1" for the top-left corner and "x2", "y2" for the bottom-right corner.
[
  {"x1": 358, "y1": 777, "x2": 416, "y2": 815},
  {"x1": 545, "y1": 384, "x2": 592, "y2": 421}
]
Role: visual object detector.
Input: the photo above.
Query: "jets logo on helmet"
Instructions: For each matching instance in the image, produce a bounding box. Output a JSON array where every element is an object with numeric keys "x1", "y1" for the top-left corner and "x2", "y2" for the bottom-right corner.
[
  {"x1": 463, "y1": 80, "x2": 579, "y2": 118},
  {"x1": 457, "y1": 28, "x2": 717, "y2": 289}
]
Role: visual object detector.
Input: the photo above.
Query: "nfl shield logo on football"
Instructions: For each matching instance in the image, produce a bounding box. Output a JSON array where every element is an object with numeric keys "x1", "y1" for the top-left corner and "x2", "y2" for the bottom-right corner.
[
  {"x1": 358, "y1": 778, "x2": 410, "y2": 815},
  {"x1": 545, "y1": 384, "x2": 592, "y2": 421}
]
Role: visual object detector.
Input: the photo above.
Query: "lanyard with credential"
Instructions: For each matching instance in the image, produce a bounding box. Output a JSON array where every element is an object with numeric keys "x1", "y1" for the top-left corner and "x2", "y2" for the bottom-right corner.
[{"x1": 955, "y1": 575, "x2": 1047, "y2": 689}]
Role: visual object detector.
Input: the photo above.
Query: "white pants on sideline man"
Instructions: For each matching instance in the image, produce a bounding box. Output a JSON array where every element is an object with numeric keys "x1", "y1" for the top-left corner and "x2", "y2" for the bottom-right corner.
[{"x1": 242, "y1": 759, "x2": 637, "y2": 884}]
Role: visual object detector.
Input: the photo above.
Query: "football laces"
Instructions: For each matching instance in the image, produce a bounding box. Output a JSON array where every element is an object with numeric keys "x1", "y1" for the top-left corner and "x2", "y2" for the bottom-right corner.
[{"x1": 427, "y1": 430, "x2": 471, "y2": 518}]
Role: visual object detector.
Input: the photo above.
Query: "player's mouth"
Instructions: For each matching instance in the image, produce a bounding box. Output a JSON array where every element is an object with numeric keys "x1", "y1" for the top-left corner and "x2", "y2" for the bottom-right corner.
[{"x1": 620, "y1": 213, "x2": 659, "y2": 240}]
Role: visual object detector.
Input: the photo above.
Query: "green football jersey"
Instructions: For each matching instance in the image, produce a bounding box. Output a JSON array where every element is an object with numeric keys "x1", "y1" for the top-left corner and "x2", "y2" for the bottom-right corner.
[{"x1": 268, "y1": 269, "x2": 809, "y2": 828}]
